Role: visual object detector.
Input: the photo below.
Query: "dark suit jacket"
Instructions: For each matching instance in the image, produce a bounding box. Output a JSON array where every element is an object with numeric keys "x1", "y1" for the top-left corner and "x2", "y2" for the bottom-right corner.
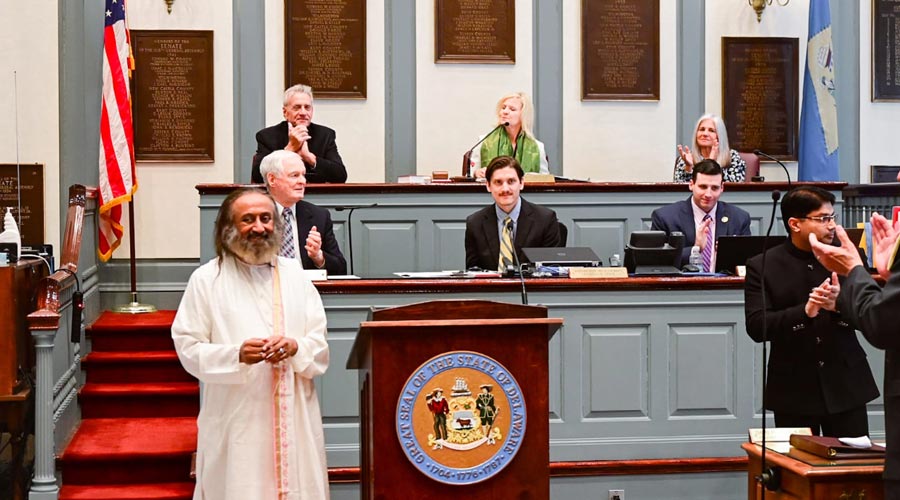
[
  {"x1": 465, "y1": 198, "x2": 560, "y2": 270},
  {"x1": 289, "y1": 200, "x2": 347, "y2": 275},
  {"x1": 650, "y1": 197, "x2": 751, "y2": 266},
  {"x1": 842, "y1": 262, "x2": 900, "y2": 481},
  {"x1": 745, "y1": 240, "x2": 879, "y2": 417},
  {"x1": 251, "y1": 121, "x2": 348, "y2": 184}
]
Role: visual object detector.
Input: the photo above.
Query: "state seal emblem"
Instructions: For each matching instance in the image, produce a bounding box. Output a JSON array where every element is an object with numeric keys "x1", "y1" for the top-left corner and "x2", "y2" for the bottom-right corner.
[{"x1": 395, "y1": 351, "x2": 526, "y2": 485}]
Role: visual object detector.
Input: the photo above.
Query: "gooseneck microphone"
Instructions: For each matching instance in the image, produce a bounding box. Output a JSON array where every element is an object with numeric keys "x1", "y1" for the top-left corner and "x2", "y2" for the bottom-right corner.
[
  {"x1": 753, "y1": 150, "x2": 792, "y2": 188},
  {"x1": 461, "y1": 122, "x2": 510, "y2": 177},
  {"x1": 505, "y1": 218, "x2": 528, "y2": 305},
  {"x1": 757, "y1": 189, "x2": 783, "y2": 497},
  {"x1": 334, "y1": 203, "x2": 378, "y2": 276}
]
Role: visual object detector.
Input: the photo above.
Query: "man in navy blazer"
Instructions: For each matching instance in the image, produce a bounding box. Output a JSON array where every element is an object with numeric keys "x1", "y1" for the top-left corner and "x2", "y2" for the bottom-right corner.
[
  {"x1": 465, "y1": 156, "x2": 560, "y2": 270},
  {"x1": 260, "y1": 150, "x2": 347, "y2": 275},
  {"x1": 251, "y1": 84, "x2": 348, "y2": 184},
  {"x1": 650, "y1": 159, "x2": 751, "y2": 268}
]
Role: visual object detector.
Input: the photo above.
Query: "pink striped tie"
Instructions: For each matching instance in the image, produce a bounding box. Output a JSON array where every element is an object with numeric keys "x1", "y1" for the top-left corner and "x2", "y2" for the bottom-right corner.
[{"x1": 701, "y1": 214, "x2": 713, "y2": 272}]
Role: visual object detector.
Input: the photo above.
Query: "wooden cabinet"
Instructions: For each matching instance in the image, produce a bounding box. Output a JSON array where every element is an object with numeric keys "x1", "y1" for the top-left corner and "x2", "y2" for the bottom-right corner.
[{"x1": 0, "y1": 259, "x2": 45, "y2": 395}]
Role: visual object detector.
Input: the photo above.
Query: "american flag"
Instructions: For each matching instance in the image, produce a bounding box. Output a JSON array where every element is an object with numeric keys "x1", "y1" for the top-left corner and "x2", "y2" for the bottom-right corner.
[{"x1": 98, "y1": 0, "x2": 136, "y2": 261}]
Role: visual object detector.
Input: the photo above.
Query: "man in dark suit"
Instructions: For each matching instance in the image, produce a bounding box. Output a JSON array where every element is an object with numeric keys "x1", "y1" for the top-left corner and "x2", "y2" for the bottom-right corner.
[
  {"x1": 650, "y1": 159, "x2": 751, "y2": 269},
  {"x1": 251, "y1": 84, "x2": 348, "y2": 184},
  {"x1": 465, "y1": 156, "x2": 560, "y2": 271},
  {"x1": 260, "y1": 150, "x2": 347, "y2": 275},
  {"x1": 745, "y1": 186, "x2": 879, "y2": 438},
  {"x1": 811, "y1": 200, "x2": 900, "y2": 498}
]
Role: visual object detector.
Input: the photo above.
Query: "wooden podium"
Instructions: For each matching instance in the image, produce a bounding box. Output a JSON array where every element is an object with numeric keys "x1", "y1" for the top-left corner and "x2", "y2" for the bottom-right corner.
[
  {"x1": 742, "y1": 442, "x2": 884, "y2": 500},
  {"x1": 347, "y1": 300, "x2": 561, "y2": 499}
]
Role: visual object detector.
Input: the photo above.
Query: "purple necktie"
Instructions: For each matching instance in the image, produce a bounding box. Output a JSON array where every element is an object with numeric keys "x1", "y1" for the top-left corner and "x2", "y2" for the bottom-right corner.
[{"x1": 701, "y1": 214, "x2": 713, "y2": 272}]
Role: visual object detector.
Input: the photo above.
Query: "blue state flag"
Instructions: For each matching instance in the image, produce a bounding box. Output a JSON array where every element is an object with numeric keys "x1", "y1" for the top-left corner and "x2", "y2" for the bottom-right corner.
[{"x1": 798, "y1": 0, "x2": 839, "y2": 181}]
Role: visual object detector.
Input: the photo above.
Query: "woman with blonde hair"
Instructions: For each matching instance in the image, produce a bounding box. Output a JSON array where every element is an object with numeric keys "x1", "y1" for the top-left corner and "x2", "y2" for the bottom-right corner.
[
  {"x1": 673, "y1": 114, "x2": 746, "y2": 183},
  {"x1": 469, "y1": 92, "x2": 549, "y2": 178}
]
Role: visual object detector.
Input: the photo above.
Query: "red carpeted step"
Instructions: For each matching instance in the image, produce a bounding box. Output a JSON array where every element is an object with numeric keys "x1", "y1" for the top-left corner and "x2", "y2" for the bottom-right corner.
[
  {"x1": 82, "y1": 351, "x2": 195, "y2": 384},
  {"x1": 79, "y1": 382, "x2": 199, "y2": 419},
  {"x1": 60, "y1": 417, "x2": 196, "y2": 486},
  {"x1": 87, "y1": 311, "x2": 178, "y2": 352},
  {"x1": 59, "y1": 481, "x2": 194, "y2": 500}
]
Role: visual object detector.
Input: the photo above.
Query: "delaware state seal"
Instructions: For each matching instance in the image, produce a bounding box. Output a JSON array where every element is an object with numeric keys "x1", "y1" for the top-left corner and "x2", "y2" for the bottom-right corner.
[{"x1": 395, "y1": 351, "x2": 527, "y2": 485}]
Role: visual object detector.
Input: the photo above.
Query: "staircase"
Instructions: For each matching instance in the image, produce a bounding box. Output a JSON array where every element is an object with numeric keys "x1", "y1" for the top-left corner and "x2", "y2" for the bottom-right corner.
[{"x1": 58, "y1": 310, "x2": 197, "y2": 500}]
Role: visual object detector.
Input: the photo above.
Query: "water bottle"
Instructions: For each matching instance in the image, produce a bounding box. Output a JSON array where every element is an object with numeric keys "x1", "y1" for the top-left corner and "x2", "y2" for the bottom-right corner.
[
  {"x1": 609, "y1": 253, "x2": 621, "y2": 267},
  {"x1": 688, "y1": 246, "x2": 702, "y2": 270}
]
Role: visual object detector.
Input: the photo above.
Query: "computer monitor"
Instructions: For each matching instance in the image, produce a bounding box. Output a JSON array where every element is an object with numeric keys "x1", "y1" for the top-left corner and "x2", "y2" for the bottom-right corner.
[
  {"x1": 624, "y1": 231, "x2": 682, "y2": 275},
  {"x1": 715, "y1": 235, "x2": 786, "y2": 274}
]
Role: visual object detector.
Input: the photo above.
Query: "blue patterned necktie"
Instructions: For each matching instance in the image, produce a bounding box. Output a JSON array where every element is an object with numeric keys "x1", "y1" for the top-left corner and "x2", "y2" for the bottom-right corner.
[
  {"x1": 701, "y1": 213, "x2": 713, "y2": 272},
  {"x1": 280, "y1": 207, "x2": 297, "y2": 259}
]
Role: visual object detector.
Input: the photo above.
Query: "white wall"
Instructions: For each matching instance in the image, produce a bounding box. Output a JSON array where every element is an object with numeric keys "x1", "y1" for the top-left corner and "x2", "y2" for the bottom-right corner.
[
  {"x1": 561, "y1": 1, "x2": 677, "y2": 182},
  {"x1": 415, "y1": 1, "x2": 533, "y2": 177},
  {"x1": 124, "y1": 0, "x2": 234, "y2": 259},
  {"x1": 860, "y1": 0, "x2": 900, "y2": 183},
  {"x1": 0, "y1": 1, "x2": 60, "y2": 257},
  {"x1": 706, "y1": 0, "x2": 809, "y2": 182},
  {"x1": 265, "y1": 0, "x2": 385, "y2": 183}
]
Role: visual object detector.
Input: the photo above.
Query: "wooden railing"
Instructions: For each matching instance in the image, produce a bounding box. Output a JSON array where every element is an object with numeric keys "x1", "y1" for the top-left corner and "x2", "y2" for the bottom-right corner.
[{"x1": 26, "y1": 185, "x2": 95, "y2": 499}]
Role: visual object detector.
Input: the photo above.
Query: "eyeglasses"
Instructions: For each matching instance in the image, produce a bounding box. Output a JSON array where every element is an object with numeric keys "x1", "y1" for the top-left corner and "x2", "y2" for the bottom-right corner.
[{"x1": 798, "y1": 214, "x2": 838, "y2": 223}]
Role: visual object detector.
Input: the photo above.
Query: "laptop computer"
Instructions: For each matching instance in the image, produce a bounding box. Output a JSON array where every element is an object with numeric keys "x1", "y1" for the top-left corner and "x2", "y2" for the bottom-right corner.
[
  {"x1": 522, "y1": 247, "x2": 601, "y2": 267},
  {"x1": 715, "y1": 235, "x2": 787, "y2": 274}
]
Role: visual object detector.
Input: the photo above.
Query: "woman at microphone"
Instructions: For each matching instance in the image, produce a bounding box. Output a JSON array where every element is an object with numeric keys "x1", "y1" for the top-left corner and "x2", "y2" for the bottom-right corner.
[
  {"x1": 470, "y1": 92, "x2": 550, "y2": 179},
  {"x1": 673, "y1": 113, "x2": 746, "y2": 183}
]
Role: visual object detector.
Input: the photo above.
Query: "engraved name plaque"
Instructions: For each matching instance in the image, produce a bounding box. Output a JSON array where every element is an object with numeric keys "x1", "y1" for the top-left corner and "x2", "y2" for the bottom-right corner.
[
  {"x1": 286, "y1": 0, "x2": 367, "y2": 99},
  {"x1": 132, "y1": 30, "x2": 215, "y2": 162},
  {"x1": 722, "y1": 37, "x2": 799, "y2": 160},
  {"x1": 582, "y1": 0, "x2": 660, "y2": 101},
  {"x1": 0, "y1": 164, "x2": 44, "y2": 246},
  {"x1": 873, "y1": 0, "x2": 900, "y2": 101},
  {"x1": 435, "y1": 0, "x2": 515, "y2": 63}
]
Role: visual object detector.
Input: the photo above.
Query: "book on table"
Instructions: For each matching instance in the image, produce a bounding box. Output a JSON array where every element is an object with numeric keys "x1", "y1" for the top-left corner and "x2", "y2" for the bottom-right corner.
[{"x1": 789, "y1": 434, "x2": 885, "y2": 459}]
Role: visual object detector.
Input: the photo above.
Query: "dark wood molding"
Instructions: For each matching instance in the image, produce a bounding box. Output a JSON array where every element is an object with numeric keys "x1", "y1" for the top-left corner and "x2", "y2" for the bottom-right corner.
[
  {"x1": 326, "y1": 457, "x2": 749, "y2": 483},
  {"x1": 196, "y1": 181, "x2": 847, "y2": 196},
  {"x1": 313, "y1": 276, "x2": 745, "y2": 295}
]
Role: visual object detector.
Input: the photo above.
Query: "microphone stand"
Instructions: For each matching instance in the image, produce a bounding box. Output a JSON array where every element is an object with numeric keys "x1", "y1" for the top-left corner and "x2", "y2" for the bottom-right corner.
[
  {"x1": 505, "y1": 219, "x2": 528, "y2": 305},
  {"x1": 753, "y1": 150, "x2": 792, "y2": 188},
  {"x1": 756, "y1": 190, "x2": 783, "y2": 497},
  {"x1": 334, "y1": 203, "x2": 378, "y2": 276},
  {"x1": 462, "y1": 122, "x2": 509, "y2": 177}
]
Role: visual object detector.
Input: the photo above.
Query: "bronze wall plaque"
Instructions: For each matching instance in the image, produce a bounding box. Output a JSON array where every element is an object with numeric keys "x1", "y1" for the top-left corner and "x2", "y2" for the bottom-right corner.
[
  {"x1": 132, "y1": 30, "x2": 215, "y2": 162},
  {"x1": 434, "y1": 0, "x2": 515, "y2": 63},
  {"x1": 873, "y1": 0, "x2": 900, "y2": 101},
  {"x1": 722, "y1": 37, "x2": 799, "y2": 160},
  {"x1": 581, "y1": 0, "x2": 660, "y2": 100},
  {"x1": 0, "y1": 164, "x2": 44, "y2": 246},
  {"x1": 285, "y1": 0, "x2": 367, "y2": 99}
]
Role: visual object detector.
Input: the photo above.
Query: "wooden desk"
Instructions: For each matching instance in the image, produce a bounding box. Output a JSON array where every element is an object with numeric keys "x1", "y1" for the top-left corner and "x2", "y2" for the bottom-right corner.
[
  {"x1": 743, "y1": 442, "x2": 884, "y2": 500},
  {"x1": 1, "y1": 388, "x2": 34, "y2": 500}
]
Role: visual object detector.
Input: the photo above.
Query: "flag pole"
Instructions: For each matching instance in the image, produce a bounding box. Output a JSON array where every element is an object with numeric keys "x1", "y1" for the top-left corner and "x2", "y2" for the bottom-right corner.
[{"x1": 113, "y1": 197, "x2": 157, "y2": 313}]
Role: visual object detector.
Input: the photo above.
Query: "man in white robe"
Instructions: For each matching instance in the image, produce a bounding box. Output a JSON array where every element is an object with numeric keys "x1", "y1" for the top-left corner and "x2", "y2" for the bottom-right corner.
[{"x1": 172, "y1": 188, "x2": 330, "y2": 500}]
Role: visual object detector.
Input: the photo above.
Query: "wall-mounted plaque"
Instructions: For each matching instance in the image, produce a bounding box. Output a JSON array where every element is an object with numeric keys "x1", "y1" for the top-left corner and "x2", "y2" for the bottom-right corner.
[
  {"x1": 581, "y1": 0, "x2": 659, "y2": 101},
  {"x1": 0, "y1": 164, "x2": 44, "y2": 246},
  {"x1": 873, "y1": 0, "x2": 900, "y2": 101},
  {"x1": 722, "y1": 37, "x2": 799, "y2": 160},
  {"x1": 286, "y1": 0, "x2": 366, "y2": 99},
  {"x1": 435, "y1": 0, "x2": 515, "y2": 64},
  {"x1": 872, "y1": 165, "x2": 900, "y2": 183},
  {"x1": 132, "y1": 30, "x2": 214, "y2": 162}
]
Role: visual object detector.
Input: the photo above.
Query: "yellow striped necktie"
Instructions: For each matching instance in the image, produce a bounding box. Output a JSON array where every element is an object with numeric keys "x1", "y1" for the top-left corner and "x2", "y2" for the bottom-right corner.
[{"x1": 499, "y1": 216, "x2": 514, "y2": 272}]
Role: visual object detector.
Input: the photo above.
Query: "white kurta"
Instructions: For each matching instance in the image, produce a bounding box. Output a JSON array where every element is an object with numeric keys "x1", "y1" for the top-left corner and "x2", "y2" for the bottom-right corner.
[{"x1": 172, "y1": 256, "x2": 330, "y2": 500}]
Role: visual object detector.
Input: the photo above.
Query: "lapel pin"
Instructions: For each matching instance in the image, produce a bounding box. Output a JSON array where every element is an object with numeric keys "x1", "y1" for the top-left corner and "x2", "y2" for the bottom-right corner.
[{"x1": 721, "y1": 216, "x2": 729, "y2": 223}]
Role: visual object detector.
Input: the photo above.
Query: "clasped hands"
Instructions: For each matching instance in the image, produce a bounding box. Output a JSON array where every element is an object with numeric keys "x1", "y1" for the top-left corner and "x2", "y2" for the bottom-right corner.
[
  {"x1": 285, "y1": 122, "x2": 317, "y2": 166},
  {"x1": 239, "y1": 335, "x2": 299, "y2": 365},
  {"x1": 805, "y1": 272, "x2": 840, "y2": 318}
]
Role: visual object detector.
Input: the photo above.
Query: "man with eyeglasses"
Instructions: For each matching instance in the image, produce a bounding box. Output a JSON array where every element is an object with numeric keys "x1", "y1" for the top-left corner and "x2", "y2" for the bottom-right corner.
[{"x1": 744, "y1": 186, "x2": 879, "y2": 437}]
